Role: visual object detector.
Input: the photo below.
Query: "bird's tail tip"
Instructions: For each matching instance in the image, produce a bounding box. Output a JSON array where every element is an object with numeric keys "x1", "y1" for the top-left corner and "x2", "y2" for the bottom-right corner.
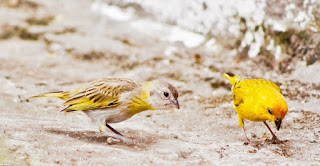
[
  {"x1": 222, "y1": 72, "x2": 241, "y2": 85},
  {"x1": 29, "y1": 91, "x2": 68, "y2": 100}
]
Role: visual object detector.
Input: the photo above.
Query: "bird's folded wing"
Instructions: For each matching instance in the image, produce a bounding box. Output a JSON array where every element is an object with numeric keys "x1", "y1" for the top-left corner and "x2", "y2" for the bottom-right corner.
[
  {"x1": 232, "y1": 79, "x2": 282, "y2": 108},
  {"x1": 251, "y1": 79, "x2": 282, "y2": 93},
  {"x1": 63, "y1": 78, "x2": 139, "y2": 111}
]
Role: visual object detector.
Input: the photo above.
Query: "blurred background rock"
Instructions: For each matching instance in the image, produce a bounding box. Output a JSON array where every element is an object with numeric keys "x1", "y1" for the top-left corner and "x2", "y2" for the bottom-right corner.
[{"x1": 101, "y1": 0, "x2": 320, "y2": 71}]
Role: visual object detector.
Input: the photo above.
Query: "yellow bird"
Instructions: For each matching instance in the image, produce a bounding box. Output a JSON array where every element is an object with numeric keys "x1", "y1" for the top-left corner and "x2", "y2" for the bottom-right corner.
[
  {"x1": 223, "y1": 72, "x2": 288, "y2": 144},
  {"x1": 31, "y1": 78, "x2": 180, "y2": 141}
]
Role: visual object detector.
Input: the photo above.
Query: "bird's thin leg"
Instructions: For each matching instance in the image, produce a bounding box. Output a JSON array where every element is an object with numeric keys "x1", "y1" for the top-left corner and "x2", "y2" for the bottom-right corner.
[
  {"x1": 242, "y1": 126, "x2": 250, "y2": 143},
  {"x1": 103, "y1": 124, "x2": 134, "y2": 144},
  {"x1": 240, "y1": 119, "x2": 250, "y2": 143},
  {"x1": 106, "y1": 123, "x2": 124, "y2": 136},
  {"x1": 263, "y1": 121, "x2": 280, "y2": 143}
]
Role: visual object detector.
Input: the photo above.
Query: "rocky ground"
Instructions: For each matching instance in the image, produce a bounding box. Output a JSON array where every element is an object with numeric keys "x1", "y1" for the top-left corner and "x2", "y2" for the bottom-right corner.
[{"x1": 0, "y1": 0, "x2": 319, "y2": 165}]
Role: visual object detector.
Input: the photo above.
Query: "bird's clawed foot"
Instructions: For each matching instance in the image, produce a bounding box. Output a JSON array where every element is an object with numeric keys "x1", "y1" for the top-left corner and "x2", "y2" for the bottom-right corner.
[
  {"x1": 102, "y1": 124, "x2": 136, "y2": 144},
  {"x1": 243, "y1": 137, "x2": 251, "y2": 145},
  {"x1": 268, "y1": 136, "x2": 287, "y2": 144},
  {"x1": 244, "y1": 140, "x2": 263, "y2": 148},
  {"x1": 244, "y1": 137, "x2": 286, "y2": 147},
  {"x1": 262, "y1": 135, "x2": 287, "y2": 144},
  {"x1": 106, "y1": 135, "x2": 134, "y2": 145},
  {"x1": 243, "y1": 138, "x2": 261, "y2": 147},
  {"x1": 271, "y1": 136, "x2": 281, "y2": 144},
  {"x1": 243, "y1": 141, "x2": 250, "y2": 145},
  {"x1": 104, "y1": 133, "x2": 135, "y2": 145}
]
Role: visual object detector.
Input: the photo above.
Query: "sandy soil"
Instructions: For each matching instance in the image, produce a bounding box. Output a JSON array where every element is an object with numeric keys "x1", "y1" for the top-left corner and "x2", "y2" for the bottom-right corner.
[{"x1": 0, "y1": 0, "x2": 320, "y2": 165}]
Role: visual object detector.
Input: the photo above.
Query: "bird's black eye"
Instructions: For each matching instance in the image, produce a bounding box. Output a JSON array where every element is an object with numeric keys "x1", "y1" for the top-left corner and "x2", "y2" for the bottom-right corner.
[
  {"x1": 163, "y1": 92, "x2": 169, "y2": 98},
  {"x1": 268, "y1": 108, "x2": 272, "y2": 114}
]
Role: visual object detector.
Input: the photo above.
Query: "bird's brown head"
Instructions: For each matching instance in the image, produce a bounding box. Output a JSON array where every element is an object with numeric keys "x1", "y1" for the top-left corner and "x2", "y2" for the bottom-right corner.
[{"x1": 148, "y1": 80, "x2": 179, "y2": 110}]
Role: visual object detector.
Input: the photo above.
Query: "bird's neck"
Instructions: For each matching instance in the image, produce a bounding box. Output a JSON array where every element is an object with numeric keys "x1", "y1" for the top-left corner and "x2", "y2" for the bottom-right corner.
[{"x1": 127, "y1": 82, "x2": 155, "y2": 115}]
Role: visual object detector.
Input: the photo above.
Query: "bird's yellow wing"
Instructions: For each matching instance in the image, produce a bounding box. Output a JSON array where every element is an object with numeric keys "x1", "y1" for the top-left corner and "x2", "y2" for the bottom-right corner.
[
  {"x1": 232, "y1": 79, "x2": 281, "y2": 107},
  {"x1": 62, "y1": 78, "x2": 139, "y2": 112}
]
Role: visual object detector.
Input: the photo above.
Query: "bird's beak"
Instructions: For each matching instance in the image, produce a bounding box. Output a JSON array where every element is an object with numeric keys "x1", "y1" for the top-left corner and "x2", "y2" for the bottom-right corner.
[
  {"x1": 275, "y1": 118, "x2": 282, "y2": 131},
  {"x1": 171, "y1": 99, "x2": 180, "y2": 109}
]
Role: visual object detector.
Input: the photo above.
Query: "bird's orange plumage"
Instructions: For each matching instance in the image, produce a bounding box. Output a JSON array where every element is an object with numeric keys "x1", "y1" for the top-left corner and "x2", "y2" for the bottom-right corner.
[{"x1": 223, "y1": 72, "x2": 288, "y2": 143}]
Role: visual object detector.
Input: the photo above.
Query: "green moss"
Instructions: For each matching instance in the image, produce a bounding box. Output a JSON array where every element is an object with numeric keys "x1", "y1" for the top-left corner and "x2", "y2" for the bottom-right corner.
[
  {"x1": 0, "y1": 24, "x2": 43, "y2": 41},
  {"x1": 26, "y1": 16, "x2": 55, "y2": 26},
  {"x1": 73, "y1": 51, "x2": 105, "y2": 61},
  {"x1": 273, "y1": 30, "x2": 294, "y2": 48},
  {"x1": 5, "y1": 0, "x2": 39, "y2": 9},
  {"x1": 19, "y1": 29, "x2": 43, "y2": 40},
  {"x1": 0, "y1": 25, "x2": 20, "y2": 40},
  {"x1": 53, "y1": 27, "x2": 77, "y2": 35}
]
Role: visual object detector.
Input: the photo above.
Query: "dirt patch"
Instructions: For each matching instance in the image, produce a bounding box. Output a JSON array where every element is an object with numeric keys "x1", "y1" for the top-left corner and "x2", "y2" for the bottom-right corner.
[{"x1": 0, "y1": 0, "x2": 320, "y2": 165}]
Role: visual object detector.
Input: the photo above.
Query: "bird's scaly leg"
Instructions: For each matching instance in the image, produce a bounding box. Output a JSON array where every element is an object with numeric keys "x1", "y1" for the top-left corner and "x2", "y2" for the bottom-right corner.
[
  {"x1": 263, "y1": 121, "x2": 281, "y2": 144},
  {"x1": 106, "y1": 123, "x2": 123, "y2": 136},
  {"x1": 239, "y1": 118, "x2": 250, "y2": 144},
  {"x1": 98, "y1": 120, "x2": 123, "y2": 136},
  {"x1": 100, "y1": 123, "x2": 134, "y2": 144},
  {"x1": 242, "y1": 126, "x2": 250, "y2": 145}
]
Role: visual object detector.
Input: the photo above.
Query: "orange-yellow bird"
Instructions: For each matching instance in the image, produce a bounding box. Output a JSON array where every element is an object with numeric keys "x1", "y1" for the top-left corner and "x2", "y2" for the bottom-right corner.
[{"x1": 223, "y1": 72, "x2": 288, "y2": 144}]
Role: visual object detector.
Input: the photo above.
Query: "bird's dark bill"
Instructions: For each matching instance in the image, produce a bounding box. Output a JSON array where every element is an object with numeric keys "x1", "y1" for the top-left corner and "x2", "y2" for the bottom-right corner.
[
  {"x1": 275, "y1": 118, "x2": 282, "y2": 130},
  {"x1": 172, "y1": 100, "x2": 180, "y2": 109}
]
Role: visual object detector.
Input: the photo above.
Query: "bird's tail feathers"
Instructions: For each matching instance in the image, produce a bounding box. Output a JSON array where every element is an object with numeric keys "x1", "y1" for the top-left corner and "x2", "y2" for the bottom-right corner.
[
  {"x1": 223, "y1": 72, "x2": 241, "y2": 85},
  {"x1": 30, "y1": 91, "x2": 70, "y2": 100}
]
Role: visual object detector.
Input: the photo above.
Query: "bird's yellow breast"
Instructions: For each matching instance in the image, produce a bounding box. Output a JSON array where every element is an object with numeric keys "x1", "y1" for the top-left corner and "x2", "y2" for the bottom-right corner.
[{"x1": 127, "y1": 82, "x2": 155, "y2": 115}]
